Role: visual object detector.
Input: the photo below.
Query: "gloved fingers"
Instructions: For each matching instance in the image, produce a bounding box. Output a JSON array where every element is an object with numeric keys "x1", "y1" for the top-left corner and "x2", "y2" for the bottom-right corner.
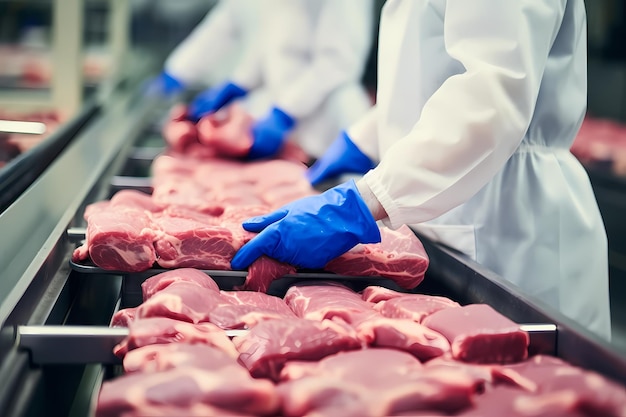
[
  {"x1": 231, "y1": 229, "x2": 280, "y2": 270},
  {"x1": 305, "y1": 159, "x2": 333, "y2": 186},
  {"x1": 241, "y1": 209, "x2": 288, "y2": 233}
]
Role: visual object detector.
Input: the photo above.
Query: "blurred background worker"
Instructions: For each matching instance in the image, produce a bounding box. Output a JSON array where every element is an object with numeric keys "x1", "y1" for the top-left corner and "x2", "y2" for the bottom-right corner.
[
  {"x1": 146, "y1": 0, "x2": 260, "y2": 98},
  {"x1": 231, "y1": 0, "x2": 612, "y2": 340},
  {"x1": 152, "y1": 0, "x2": 375, "y2": 161}
]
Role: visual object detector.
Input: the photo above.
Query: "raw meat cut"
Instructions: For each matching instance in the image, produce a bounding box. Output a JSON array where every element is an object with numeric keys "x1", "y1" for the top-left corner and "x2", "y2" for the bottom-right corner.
[
  {"x1": 111, "y1": 308, "x2": 137, "y2": 327},
  {"x1": 152, "y1": 214, "x2": 243, "y2": 270},
  {"x1": 72, "y1": 207, "x2": 158, "y2": 272},
  {"x1": 96, "y1": 365, "x2": 279, "y2": 417},
  {"x1": 284, "y1": 282, "x2": 375, "y2": 324},
  {"x1": 163, "y1": 119, "x2": 198, "y2": 153},
  {"x1": 114, "y1": 403, "x2": 255, "y2": 417},
  {"x1": 278, "y1": 348, "x2": 483, "y2": 416},
  {"x1": 374, "y1": 293, "x2": 459, "y2": 323},
  {"x1": 211, "y1": 290, "x2": 296, "y2": 329},
  {"x1": 141, "y1": 268, "x2": 219, "y2": 301},
  {"x1": 196, "y1": 105, "x2": 253, "y2": 158},
  {"x1": 233, "y1": 317, "x2": 362, "y2": 381},
  {"x1": 422, "y1": 304, "x2": 529, "y2": 364},
  {"x1": 360, "y1": 286, "x2": 406, "y2": 303},
  {"x1": 324, "y1": 225, "x2": 429, "y2": 289},
  {"x1": 122, "y1": 343, "x2": 240, "y2": 374},
  {"x1": 241, "y1": 256, "x2": 297, "y2": 292},
  {"x1": 113, "y1": 317, "x2": 237, "y2": 358},
  {"x1": 135, "y1": 281, "x2": 230, "y2": 324},
  {"x1": 355, "y1": 317, "x2": 450, "y2": 361}
]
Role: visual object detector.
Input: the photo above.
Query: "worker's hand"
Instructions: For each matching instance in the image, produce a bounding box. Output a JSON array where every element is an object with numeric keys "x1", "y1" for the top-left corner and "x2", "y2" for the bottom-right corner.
[
  {"x1": 230, "y1": 179, "x2": 381, "y2": 270},
  {"x1": 306, "y1": 131, "x2": 375, "y2": 186},
  {"x1": 248, "y1": 107, "x2": 296, "y2": 159},
  {"x1": 144, "y1": 71, "x2": 185, "y2": 98},
  {"x1": 187, "y1": 81, "x2": 248, "y2": 121}
]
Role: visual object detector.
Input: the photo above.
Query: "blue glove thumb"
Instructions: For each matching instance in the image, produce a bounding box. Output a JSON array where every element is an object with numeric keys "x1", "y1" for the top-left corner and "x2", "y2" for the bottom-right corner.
[
  {"x1": 248, "y1": 107, "x2": 296, "y2": 160},
  {"x1": 187, "y1": 81, "x2": 248, "y2": 121},
  {"x1": 242, "y1": 208, "x2": 288, "y2": 232},
  {"x1": 306, "y1": 131, "x2": 375, "y2": 186}
]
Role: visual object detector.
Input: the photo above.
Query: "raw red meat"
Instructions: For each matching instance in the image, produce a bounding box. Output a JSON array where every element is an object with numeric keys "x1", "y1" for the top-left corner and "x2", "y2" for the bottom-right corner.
[
  {"x1": 324, "y1": 225, "x2": 429, "y2": 289},
  {"x1": 113, "y1": 403, "x2": 255, "y2": 417},
  {"x1": 96, "y1": 365, "x2": 279, "y2": 417},
  {"x1": 135, "y1": 281, "x2": 230, "y2": 324},
  {"x1": 196, "y1": 105, "x2": 253, "y2": 158},
  {"x1": 284, "y1": 282, "x2": 375, "y2": 324},
  {"x1": 360, "y1": 286, "x2": 406, "y2": 303},
  {"x1": 162, "y1": 119, "x2": 198, "y2": 153},
  {"x1": 233, "y1": 317, "x2": 362, "y2": 381},
  {"x1": 111, "y1": 307, "x2": 137, "y2": 327},
  {"x1": 374, "y1": 293, "x2": 459, "y2": 323},
  {"x1": 422, "y1": 304, "x2": 529, "y2": 364},
  {"x1": 122, "y1": 343, "x2": 239, "y2": 374},
  {"x1": 113, "y1": 317, "x2": 237, "y2": 358},
  {"x1": 141, "y1": 268, "x2": 219, "y2": 301},
  {"x1": 241, "y1": 256, "x2": 297, "y2": 292},
  {"x1": 152, "y1": 214, "x2": 243, "y2": 270},
  {"x1": 211, "y1": 290, "x2": 296, "y2": 329},
  {"x1": 72, "y1": 207, "x2": 158, "y2": 272},
  {"x1": 278, "y1": 348, "x2": 483, "y2": 416},
  {"x1": 355, "y1": 317, "x2": 450, "y2": 361}
]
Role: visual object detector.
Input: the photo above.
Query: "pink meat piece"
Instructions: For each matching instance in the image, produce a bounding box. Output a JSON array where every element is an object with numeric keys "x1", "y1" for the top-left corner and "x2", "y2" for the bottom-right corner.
[
  {"x1": 324, "y1": 225, "x2": 429, "y2": 289},
  {"x1": 278, "y1": 349, "x2": 483, "y2": 417},
  {"x1": 374, "y1": 293, "x2": 460, "y2": 323},
  {"x1": 360, "y1": 286, "x2": 406, "y2": 303},
  {"x1": 116, "y1": 403, "x2": 255, "y2": 417},
  {"x1": 355, "y1": 317, "x2": 450, "y2": 362},
  {"x1": 211, "y1": 290, "x2": 296, "y2": 329},
  {"x1": 113, "y1": 317, "x2": 237, "y2": 358},
  {"x1": 496, "y1": 355, "x2": 626, "y2": 416},
  {"x1": 141, "y1": 268, "x2": 219, "y2": 301},
  {"x1": 111, "y1": 308, "x2": 137, "y2": 327},
  {"x1": 196, "y1": 105, "x2": 253, "y2": 158},
  {"x1": 151, "y1": 179, "x2": 223, "y2": 215},
  {"x1": 122, "y1": 343, "x2": 242, "y2": 373},
  {"x1": 96, "y1": 366, "x2": 279, "y2": 417},
  {"x1": 72, "y1": 208, "x2": 158, "y2": 272},
  {"x1": 135, "y1": 281, "x2": 231, "y2": 324},
  {"x1": 233, "y1": 317, "x2": 362, "y2": 381},
  {"x1": 152, "y1": 214, "x2": 243, "y2": 270},
  {"x1": 241, "y1": 256, "x2": 297, "y2": 292},
  {"x1": 162, "y1": 119, "x2": 198, "y2": 152},
  {"x1": 284, "y1": 282, "x2": 375, "y2": 324},
  {"x1": 107, "y1": 189, "x2": 161, "y2": 213},
  {"x1": 422, "y1": 304, "x2": 529, "y2": 364}
]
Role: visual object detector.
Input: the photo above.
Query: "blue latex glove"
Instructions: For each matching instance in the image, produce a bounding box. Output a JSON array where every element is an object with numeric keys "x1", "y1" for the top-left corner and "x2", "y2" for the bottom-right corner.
[
  {"x1": 306, "y1": 131, "x2": 375, "y2": 186},
  {"x1": 248, "y1": 107, "x2": 296, "y2": 159},
  {"x1": 144, "y1": 71, "x2": 185, "y2": 97},
  {"x1": 230, "y1": 179, "x2": 381, "y2": 270},
  {"x1": 187, "y1": 81, "x2": 248, "y2": 121}
]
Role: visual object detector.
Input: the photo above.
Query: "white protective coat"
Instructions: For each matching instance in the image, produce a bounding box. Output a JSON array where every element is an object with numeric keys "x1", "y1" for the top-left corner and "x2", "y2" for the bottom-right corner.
[
  {"x1": 166, "y1": 0, "x2": 375, "y2": 159},
  {"x1": 350, "y1": 0, "x2": 611, "y2": 339}
]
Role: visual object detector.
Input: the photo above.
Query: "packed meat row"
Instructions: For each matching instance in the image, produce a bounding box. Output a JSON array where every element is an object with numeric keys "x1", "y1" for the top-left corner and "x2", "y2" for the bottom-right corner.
[
  {"x1": 96, "y1": 269, "x2": 626, "y2": 417},
  {"x1": 72, "y1": 154, "x2": 429, "y2": 291}
]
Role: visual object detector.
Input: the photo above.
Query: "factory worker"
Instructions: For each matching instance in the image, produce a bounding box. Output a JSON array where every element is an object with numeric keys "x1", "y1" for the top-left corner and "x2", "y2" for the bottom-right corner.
[
  {"x1": 147, "y1": 0, "x2": 260, "y2": 97},
  {"x1": 231, "y1": 0, "x2": 612, "y2": 340},
  {"x1": 187, "y1": 0, "x2": 375, "y2": 159}
]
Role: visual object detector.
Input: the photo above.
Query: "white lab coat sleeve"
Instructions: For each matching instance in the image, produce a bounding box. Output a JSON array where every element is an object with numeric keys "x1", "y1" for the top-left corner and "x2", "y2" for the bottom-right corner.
[
  {"x1": 230, "y1": 28, "x2": 265, "y2": 91},
  {"x1": 364, "y1": 0, "x2": 568, "y2": 228},
  {"x1": 347, "y1": 104, "x2": 380, "y2": 162},
  {"x1": 274, "y1": 0, "x2": 373, "y2": 119},
  {"x1": 164, "y1": 1, "x2": 237, "y2": 85}
]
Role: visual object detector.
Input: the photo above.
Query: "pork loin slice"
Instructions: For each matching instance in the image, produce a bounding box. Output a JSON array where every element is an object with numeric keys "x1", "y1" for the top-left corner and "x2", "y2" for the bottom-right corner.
[
  {"x1": 211, "y1": 290, "x2": 296, "y2": 329},
  {"x1": 375, "y1": 293, "x2": 460, "y2": 323},
  {"x1": 233, "y1": 317, "x2": 362, "y2": 381},
  {"x1": 422, "y1": 304, "x2": 529, "y2": 364},
  {"x1": 111, "y1": 307, "x2": 137, "y2": 327},
  {"x1": 278, "y1": 349, "x2": 483, "y2": 417},
  {"x1": 72, "y1": 208, "x2": 158, "y2": 272},
  {"x1": 324, "y1": 225, "x2": 429, "y2": 289},
  {"x1": 141, "y1": 268, "x2": 220, "y2": 301},
  {"x1": 96, "y1": 365, "x2": 278, "y2": 417},
  {"x1": 113, "y1": 317, "x2": 237, "y2": 358},
  {"x1": 355, "y1": 317, "x2": 450, "y2": 362},
  {"x1": 360, "y1": 286, "x2": 406, "y2": 303},
  {"x1": 284, "y1": 282, "x2": 374, "y2": 324},
  {"x1": 135, "y1": 282, "x2": 230, "y2": 324}
]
